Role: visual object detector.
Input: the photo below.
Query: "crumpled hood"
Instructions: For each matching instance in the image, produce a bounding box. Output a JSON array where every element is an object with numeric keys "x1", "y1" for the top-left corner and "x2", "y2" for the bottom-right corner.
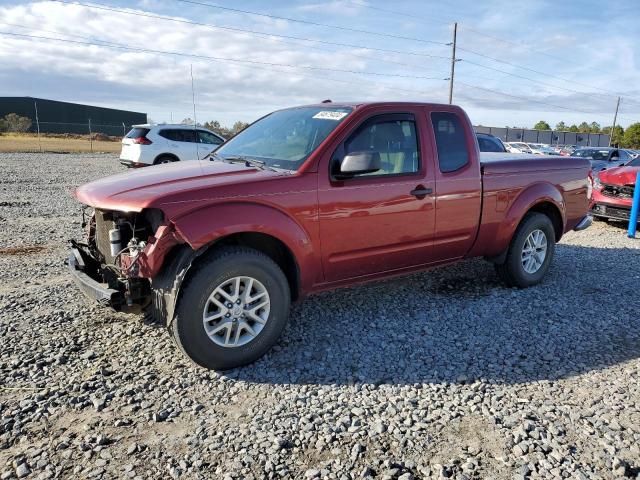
[
  {"x1": 598, "y1": 165, "x2": 640, "y2": 186},
  {"x1": 75, "y1": 160, "x2": 280, "y2": 212}
]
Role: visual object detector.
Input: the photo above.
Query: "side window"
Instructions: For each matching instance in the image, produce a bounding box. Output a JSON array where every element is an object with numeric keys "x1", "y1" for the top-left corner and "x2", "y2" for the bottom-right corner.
[
  {"x1": 198, "y1": 131, "x2": 223, "y2": 145},
  {"x1": 159, "y1": 129, "x2": 176, "y2": 141},
  {"x1": 618, "y1": 150, "x2": 630, "y2": 161},
  {"x1": 180, "y1": 129, "x2": 197, "y2": 143},
  {"x1": 431, "y1": 112, "x2": 470, "y2": 173},
  {"x1": 343, "y1": 119, "x2": 419, "y2": 176}
]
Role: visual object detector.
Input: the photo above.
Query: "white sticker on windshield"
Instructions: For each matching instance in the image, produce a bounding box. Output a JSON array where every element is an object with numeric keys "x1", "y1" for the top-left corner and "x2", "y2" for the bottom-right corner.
[{"x1": 313, "y1": 111, "x2": 348, "y2": 121}]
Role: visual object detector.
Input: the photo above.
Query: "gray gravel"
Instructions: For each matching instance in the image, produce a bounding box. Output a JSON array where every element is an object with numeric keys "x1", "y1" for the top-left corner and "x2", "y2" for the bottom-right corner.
[{"x1": 1, "y1": 152, "x2": 640, "y2": 479}]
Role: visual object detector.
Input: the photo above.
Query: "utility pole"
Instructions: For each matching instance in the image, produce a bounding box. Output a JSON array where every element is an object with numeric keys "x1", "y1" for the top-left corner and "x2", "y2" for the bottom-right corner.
[
  {"x1": 448, "y1": 22, "x2": 458, "y2": 105},
  {"x1": 33, "y1": 100, "x2": 42, "y2": 153},
  {"x1": 609, "y1": 96, "x2": 620, "y2": 147},
  {"x1": 88, "y1": 118, "x2": 93, "y2": 153},
  {"x1": 190, "y1": 64, "x2": 199, "y2": 160}
]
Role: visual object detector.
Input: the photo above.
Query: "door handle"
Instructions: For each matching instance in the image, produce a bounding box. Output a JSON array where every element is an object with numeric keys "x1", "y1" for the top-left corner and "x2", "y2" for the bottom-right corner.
[{"x1": 410, "y1": 186, "x2": 433, "y2": 198}]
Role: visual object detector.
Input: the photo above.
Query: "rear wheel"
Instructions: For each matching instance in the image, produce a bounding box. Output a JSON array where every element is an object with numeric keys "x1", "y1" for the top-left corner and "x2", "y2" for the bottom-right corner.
[
  {"x1": 495, "y1": 212, "x2": 555, "y2": 288},
  {"x1": 171, "y1": 247, "x2": 290, "y2": 370},
  {"x1": 155, "y1": 155, "x2": 177, "y2": 165}
]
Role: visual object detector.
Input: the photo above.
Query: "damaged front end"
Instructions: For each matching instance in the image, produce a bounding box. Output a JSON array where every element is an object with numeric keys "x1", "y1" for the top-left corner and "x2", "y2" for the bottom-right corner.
[{"x1": 68, "y1": 207, "x2": 182, "y2": 313}]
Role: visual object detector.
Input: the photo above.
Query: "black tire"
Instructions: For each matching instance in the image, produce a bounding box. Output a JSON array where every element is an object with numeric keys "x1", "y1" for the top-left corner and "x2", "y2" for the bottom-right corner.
[
  {"x1": 494, "y1": 212, "x2": 556, "y2": 288},
  {"x1": 171, "y1": 247, "x2": 290, "y2": 370},
  {"x1": 154, "y1": 155, "x2": 177, "y2": 165}
]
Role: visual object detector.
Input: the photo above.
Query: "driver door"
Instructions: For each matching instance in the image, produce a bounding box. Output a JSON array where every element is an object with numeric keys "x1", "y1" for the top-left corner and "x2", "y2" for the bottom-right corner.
[{"x1": 317, "y1": 112, "x2": 436, "y2": 283}]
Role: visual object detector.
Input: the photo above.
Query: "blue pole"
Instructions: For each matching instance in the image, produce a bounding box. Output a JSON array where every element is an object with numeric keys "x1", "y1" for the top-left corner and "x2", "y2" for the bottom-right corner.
[{"x1": 628, "y1": 171, "x2": 640, "y2": 238}]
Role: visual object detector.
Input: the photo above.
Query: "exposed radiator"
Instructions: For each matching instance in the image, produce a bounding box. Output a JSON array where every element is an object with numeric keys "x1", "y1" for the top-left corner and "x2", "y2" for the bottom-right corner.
[{"x1": 95, "y1": 209, "x2": 117, "y2": 264}]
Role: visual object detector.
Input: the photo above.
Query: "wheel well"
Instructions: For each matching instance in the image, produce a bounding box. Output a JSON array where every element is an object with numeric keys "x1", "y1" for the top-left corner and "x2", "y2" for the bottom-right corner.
[
  {"x1": 528, "y1": 202, "x2": 563, "y2": 241},
  {"x1": 154, "y1": 153, "x2": 179, "y2": 164},
  {"x1": 202, "y1": 232, "x2": 300, "y2": 301}
]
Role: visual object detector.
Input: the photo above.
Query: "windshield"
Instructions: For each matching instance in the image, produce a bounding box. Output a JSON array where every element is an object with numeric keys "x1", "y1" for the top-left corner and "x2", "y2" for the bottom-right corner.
[
  {"x1": 627, "y1": 157, "x2": 640, "y2": 167},
  {"x1": 214, "y1": 106, "x2": 353, "y2": 171}
]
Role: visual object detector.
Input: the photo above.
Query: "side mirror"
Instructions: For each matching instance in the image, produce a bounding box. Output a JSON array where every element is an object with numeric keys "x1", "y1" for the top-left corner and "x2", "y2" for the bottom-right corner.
[{"x1": 336, "y1": 151, "x2": 381, "y2": 178}]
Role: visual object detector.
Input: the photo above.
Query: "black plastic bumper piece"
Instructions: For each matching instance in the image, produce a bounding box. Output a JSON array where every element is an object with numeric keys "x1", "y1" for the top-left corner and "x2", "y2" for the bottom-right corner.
[{"x1": 67, "y1": 247, "x2": 124, "y2": 310}]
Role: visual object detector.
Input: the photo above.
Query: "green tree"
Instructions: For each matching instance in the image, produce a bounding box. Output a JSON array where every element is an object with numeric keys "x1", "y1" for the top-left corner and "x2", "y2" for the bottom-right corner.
[
  {"x1": 533, "y1": 120, "x2": 551, "y2": 130},
  {"x1": 203, "y1": 120, "x2": 225, "y2": 136},
  {"x1": 180, "y1": 117, "x2": 196, "y2": 126},
  {"x1": 602, "y1": 125, "x2": 624, "y2": 145},
  {"x1": 589, "y1": 121, "x2": 601, "y2": 133},
  {"x1": 3, "y1": 113, "x2": 32, "y2": 132},
  {"x1": 231, "y1": 121, "x2": 249, "y2": 134},
  {"x1": 568, "y1": 124, "x2": 579, "y2": 132},
  {"x1": 577, "y1": 122, "x2": 591, "y2": 133},
  {"x1": 555, "y1": 121, "x2": 567, "y2": 131},
  {"x1": 622, "y1": 123, "x2": 640, "y2": 148}
]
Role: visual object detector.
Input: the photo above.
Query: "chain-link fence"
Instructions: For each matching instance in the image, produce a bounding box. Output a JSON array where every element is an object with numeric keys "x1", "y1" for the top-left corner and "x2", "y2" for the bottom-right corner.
[
  {"x1": 0, "y1": 119, "x2": 132, "y2": 154},
  {"x1": 0, "y1": 96, "x2": 146, "y2": 153}
]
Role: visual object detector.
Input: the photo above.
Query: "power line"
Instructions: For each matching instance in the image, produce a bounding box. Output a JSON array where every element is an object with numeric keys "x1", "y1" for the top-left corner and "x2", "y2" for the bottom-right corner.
[
  {"x1": 173, "y1": 0, "x2": 450, "y2": 46},
  {"x1": 456, "y1": 81, "x2": 601, "y2": 115},
  {"x1": 456, "y1": 46, "x2": 640, "y2": 103},
  {"x1": 344, "y1": 0, "x2": 583, "y2": 66},
  {"x1": 173, "y1": 0, "x2": 640, "y2": 106},
  {"x1": 0, "y1": 30, "x2": 450, "y2": 98},
  {"x1": 52, "y1": 0, "x2": 451, "y2": 61},
  {"x1": 458, "y1": 58, "x2": 616, "y2": 99},
  {"x1": 3, "y1": 17, "x2": 444, "y2": 76},
  {"x1": 341, "y1": 0, "x2": 640, "y2": 102},
  {"x1": 0, "y1": 31, "x2": 448, "y2": 81},
  {"x1": 457, "y1": 24, "x2": 584, "y2": 67}
]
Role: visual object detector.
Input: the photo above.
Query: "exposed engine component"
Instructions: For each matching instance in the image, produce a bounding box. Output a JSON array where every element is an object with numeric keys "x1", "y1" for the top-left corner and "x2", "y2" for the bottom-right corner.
[{"x1": 108, "y1": 228, "x2": 121, "y2": 257}]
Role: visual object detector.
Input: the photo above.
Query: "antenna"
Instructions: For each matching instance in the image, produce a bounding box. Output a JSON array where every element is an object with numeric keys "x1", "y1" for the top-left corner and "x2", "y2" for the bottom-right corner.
[{"x1": 190, "y1": 64, "x2": 199, "y2": 160}]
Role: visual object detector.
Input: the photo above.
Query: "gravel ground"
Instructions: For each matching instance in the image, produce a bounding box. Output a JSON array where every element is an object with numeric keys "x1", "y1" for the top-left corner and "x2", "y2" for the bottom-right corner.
[{"x1": 1, "y1": 152, "x2": 640, "y2": 480}]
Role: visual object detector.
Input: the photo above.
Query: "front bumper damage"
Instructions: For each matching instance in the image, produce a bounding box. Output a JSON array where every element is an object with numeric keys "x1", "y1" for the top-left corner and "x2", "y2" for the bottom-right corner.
[
  {"x1": 67, "y1": 240, "x2": 151, "y2": 313},
  {"x1": 68, "y1": 245, "x2": 124, "y2": 309}
]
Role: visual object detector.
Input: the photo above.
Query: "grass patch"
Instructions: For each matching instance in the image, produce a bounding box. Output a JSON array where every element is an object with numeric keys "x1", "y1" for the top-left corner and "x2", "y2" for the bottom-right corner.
[{"x1": 0, "y1": 133, "x2": 122, "y2": 153}]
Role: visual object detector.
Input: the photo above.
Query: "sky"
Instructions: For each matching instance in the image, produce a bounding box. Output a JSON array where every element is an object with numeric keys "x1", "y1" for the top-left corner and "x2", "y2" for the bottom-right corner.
[{"x1": 0, "y1": 0, "x2": 639, "y2": 129}]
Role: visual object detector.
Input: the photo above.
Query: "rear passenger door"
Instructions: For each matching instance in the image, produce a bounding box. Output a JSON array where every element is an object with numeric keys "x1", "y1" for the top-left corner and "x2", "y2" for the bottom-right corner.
[
  {"x1": 427, "y1": 109, "x2": 483, "y2": 262},
  {"x1": 159, "y1": 129, "x2": 198, "y2": 160}
]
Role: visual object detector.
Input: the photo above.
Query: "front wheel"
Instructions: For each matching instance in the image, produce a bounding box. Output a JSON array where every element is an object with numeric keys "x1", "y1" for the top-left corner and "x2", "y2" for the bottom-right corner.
[
  {"x1": 494, "y1": 212, "x2": 556, "y2": 288},
  {"x1": 171, "y1": 247, "x2": 290, "y2": 370}
]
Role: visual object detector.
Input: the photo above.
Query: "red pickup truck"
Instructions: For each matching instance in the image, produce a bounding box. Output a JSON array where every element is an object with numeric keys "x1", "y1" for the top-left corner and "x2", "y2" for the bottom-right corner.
[{"x1": 69, "y1": 102, "x2": 592, "y2": 370}]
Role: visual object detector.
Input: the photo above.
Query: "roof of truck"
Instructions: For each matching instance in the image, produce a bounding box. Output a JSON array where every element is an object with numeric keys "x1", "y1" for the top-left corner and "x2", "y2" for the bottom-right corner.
[{"x1": 299, "y1": 101, "x2": 457, "y2": 109}]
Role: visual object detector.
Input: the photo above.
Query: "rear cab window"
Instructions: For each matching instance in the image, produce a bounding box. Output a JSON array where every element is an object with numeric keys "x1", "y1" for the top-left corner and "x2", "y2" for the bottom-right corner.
[{"x1": 430, "y1": 112, "x2": 470, "y2": 173}]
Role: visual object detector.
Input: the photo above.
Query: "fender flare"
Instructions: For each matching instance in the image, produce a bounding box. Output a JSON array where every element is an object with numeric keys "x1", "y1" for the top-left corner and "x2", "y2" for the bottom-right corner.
[
  {"x1": 494, "y1": 182, "x2": 565, "y2": 255},
  {"x1": 147, "y1": 202, "x2": 316, "y2": 325}
]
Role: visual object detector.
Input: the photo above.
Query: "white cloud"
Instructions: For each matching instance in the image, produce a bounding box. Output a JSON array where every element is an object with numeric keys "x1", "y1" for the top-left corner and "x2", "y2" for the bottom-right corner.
[{"x1": 0, "y1": 0, "x2": 638, "y2": 128}]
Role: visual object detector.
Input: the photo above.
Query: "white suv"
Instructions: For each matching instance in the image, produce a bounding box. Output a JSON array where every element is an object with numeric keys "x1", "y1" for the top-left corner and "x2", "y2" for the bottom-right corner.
[{"x1": 120, "y1": 124, "x2": 225, "y2": 167}]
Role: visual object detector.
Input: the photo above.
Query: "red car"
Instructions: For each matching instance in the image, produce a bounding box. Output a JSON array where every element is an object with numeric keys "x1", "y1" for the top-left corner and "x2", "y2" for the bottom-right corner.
[
  {"x1": 590, "y1": 156, "x2": 639, "y2": 222},
  {"x1": 68, "y1": 102, "x2": 592, "y2": 370}
]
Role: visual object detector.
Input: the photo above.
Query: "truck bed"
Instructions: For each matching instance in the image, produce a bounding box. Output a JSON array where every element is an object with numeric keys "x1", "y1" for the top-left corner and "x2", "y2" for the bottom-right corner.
[{"x1": 480, "y1": 152, "x2": 587, "y2": 174}]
